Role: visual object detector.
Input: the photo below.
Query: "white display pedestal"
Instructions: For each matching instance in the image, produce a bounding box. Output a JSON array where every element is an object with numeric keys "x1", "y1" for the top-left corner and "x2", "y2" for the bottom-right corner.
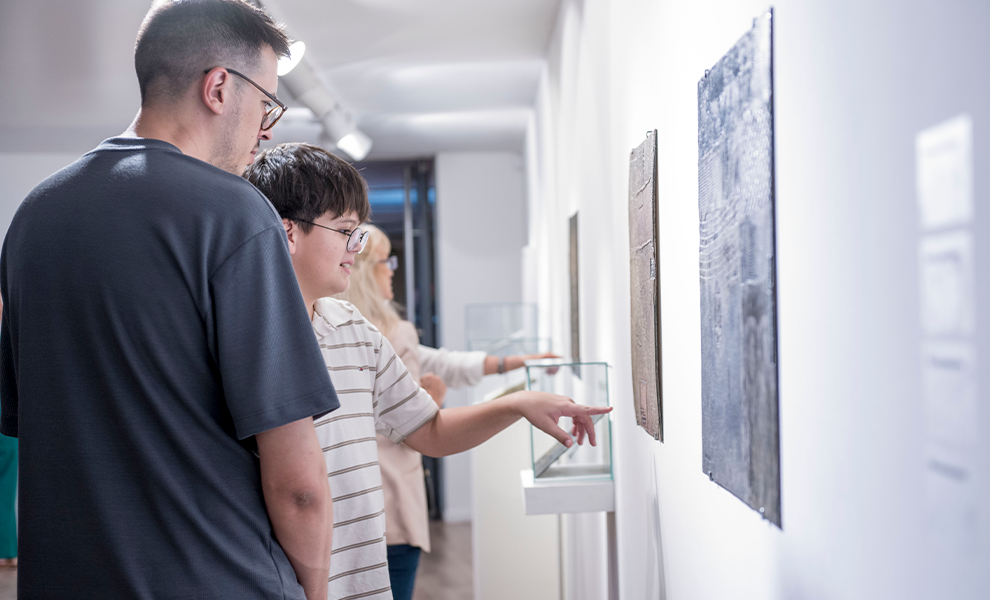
[
  {"x1": 520, "y1": 470, "x2": 619, "y2": 600},
  {"x1": 520, "y1": 469, "x2": 615, "y2": 515}
]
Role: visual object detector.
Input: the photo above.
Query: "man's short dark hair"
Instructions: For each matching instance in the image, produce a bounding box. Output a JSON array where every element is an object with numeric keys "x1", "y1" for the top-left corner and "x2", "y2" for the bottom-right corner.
[
  {"x1": 135, "y1": 0, "x2": 290, "y2": 106},
  {"x1": 245, "y1": 143, "x2": 371, "y2": 230}
]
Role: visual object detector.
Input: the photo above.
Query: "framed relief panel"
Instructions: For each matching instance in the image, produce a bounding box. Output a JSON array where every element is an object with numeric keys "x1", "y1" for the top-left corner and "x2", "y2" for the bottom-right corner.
[
  {"x1": 628, "y1": 130, "x2": 663, "y2": 441},
  {"x1": 697, "y1": 9, "x2": 781, "y2": 526}
]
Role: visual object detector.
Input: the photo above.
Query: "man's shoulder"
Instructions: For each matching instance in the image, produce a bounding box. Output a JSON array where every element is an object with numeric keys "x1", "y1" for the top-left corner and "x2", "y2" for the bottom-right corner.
[
  {"x1": 95, "y1": 137, "x2": 276, "y2": 218},
  {"x1": 22, "y1": 137, "x2": 276, "y2": 220},
  {"x1": 137, "y1": 147, "x2": 275, "y2": 217},
  {"x1": 7, "y1": 139, "x2": 285, "y2": 281}
]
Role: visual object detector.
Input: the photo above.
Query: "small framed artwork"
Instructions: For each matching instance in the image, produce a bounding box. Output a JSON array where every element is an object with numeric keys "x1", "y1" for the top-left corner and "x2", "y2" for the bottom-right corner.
[{"x1": 628, "y1": 130, "x2": 663, "y2": 441}]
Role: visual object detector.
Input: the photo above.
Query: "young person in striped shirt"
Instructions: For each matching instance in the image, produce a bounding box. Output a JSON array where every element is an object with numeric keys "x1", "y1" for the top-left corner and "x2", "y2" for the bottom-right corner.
[
  {"x1": 337, "y1": 223, "x2": 560, "y2": 599},
  {"x1": 244, "y1": 143, "x2": 611, "y2": 600}
]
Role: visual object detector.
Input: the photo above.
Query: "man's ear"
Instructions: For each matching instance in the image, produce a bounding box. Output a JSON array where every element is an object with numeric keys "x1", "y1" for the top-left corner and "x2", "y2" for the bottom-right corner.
[
  {"x1": 201, "y1": 67, "x2": 230, "y2": 117},
  {"x1": 283, "y1": 218, "x2": 297, "y2": 255}
]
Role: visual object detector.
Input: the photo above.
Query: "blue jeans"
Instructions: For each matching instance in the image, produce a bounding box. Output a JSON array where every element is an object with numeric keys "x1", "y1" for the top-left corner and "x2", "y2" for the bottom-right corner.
[{"x1": 386, "y1": 544, "x2": 422, "y2": 600}]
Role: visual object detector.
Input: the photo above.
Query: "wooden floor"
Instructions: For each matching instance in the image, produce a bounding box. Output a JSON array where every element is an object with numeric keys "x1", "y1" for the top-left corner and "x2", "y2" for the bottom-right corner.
[
  {"x1": 414, "y1": 520, "x2": 474, "y2": 600},
  {"x1": 0, "y1": 567, "x2": 13, "y2": 599},
  {"x1": 0, "y1": 521, "x2": 473, "y2": 599}
]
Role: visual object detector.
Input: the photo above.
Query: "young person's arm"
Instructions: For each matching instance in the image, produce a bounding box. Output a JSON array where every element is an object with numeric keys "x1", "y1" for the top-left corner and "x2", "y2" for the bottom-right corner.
[
  {"x1": 372, "y1": 323, "x2": 607, "y2": 459},
  {"x1": 256, "y1": 417, "x2": 333, "y2": 600},
  {"x1": 402, "y1": 392, "x2": 611, "y2": 458}
]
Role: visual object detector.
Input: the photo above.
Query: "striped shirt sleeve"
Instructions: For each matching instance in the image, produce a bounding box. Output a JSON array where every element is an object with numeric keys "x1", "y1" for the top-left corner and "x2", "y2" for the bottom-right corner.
[{"x1": 371, "y1": 328, "x2": 439, "y2": 443}]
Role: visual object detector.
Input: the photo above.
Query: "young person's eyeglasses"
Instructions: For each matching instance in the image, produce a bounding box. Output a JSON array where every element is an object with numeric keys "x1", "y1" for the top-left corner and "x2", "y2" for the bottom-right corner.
[
  {"x1": 295, "y1": 221, "x2": 368, "y2": 253},
  {"x1": 203, "y1": 67, "x2": 286, "y2": 131},
  {"x1": 380, "y1": 255, "x2": 399, "y2": 271}
]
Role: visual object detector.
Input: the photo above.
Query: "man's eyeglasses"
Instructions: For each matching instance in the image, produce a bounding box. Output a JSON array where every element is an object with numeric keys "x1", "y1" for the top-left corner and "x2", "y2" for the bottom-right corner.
[
  {"x1": 295, "y1": 221, "x2": 368, "y2": 253},
  {"x1": 380, "y1": 255, "x2": 399, "y2": 271},
  {"x1": 204, "y1": 67, "x2": 286, "y2": 131}
]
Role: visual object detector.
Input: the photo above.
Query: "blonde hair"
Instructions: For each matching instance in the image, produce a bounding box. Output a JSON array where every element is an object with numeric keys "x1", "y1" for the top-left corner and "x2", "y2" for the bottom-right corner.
[{"x1": 336, "y1": 224, "x2": 402, "y2": 338}]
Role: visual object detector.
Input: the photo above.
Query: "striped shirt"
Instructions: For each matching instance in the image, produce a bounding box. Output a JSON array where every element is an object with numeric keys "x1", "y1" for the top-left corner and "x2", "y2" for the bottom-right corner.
[{"x1": 311, "y1": 298, "x2": 439, "y2": 600}]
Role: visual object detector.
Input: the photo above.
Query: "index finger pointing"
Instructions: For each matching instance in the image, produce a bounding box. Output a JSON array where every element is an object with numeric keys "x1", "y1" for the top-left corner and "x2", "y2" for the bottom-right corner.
[{"x1": 565, "y1": 405, "x2": 612, "y2": 417}]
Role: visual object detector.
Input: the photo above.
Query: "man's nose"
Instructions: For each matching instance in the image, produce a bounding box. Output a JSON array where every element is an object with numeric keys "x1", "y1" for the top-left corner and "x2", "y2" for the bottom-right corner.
[{"x1": 259, "y1": 128, "x2": 273, "y2": 142}]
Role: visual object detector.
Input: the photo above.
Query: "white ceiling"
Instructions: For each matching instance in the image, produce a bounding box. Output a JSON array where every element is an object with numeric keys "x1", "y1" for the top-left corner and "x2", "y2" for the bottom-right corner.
[{"x1": 0, "y1": 0, "x2": 560, "y2": 159}]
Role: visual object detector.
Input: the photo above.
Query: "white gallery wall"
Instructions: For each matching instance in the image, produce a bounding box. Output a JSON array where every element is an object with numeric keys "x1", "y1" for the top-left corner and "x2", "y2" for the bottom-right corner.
[{"x1": 523, "y1": 0, "x2": 990, "y2": 599}]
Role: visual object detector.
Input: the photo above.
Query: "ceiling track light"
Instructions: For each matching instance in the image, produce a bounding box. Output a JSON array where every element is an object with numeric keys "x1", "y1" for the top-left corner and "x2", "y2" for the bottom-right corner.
[
  {"x1": 251, "y1": 0, "x2": 372, "y2": 160},
  {"x1": 281, "y1": 61, "x2": 372, "y2": 161},
  {"x1": 280, "y1": 55, "x2": 372, "y2": 161}
]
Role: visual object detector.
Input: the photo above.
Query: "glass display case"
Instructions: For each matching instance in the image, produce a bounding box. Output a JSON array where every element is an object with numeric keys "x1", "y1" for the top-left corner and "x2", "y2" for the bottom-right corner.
[
  {"x1": 467, "y1": 335, "x2": 551, "y2": 356},
  {"x1": 464, "y1": 302, "x2": 549, "y2": 356},
  {"x1": 465, "y1": 302, "x2": 551, "y2": 405},
  {"x1": 525, "y1": 359, "x2": 612, "y2": 480}
]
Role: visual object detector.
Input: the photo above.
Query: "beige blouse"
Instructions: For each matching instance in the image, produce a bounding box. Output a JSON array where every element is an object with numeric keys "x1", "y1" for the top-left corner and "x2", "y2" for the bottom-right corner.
[{"x1": 377, "y1": 320, "x2": 485, "y2": 551}]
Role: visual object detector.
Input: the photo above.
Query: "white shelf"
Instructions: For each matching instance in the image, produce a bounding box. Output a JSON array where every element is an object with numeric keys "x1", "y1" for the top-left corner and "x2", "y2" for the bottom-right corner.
[{"x1": 520, "y1": 469, "x2": 615, "y2": 515}]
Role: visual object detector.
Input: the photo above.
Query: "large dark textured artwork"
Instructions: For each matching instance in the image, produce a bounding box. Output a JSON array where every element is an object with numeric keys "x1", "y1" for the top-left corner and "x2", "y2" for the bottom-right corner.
[
  {"x1": 697, "y1": 9, "x2": 780, "y2": 526},
  {"x1": 628, "y1": 130, "x2": 663, "y2": 441}
]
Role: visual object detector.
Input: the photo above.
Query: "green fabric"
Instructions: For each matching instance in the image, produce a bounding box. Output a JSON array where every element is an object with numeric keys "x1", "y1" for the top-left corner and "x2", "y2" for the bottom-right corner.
[{"x1": 0, "y1": 433, "x2": 16, "y2": 558}]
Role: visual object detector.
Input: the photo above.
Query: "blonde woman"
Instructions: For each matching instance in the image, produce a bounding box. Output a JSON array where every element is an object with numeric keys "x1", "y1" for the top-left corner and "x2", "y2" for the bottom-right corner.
[{"x1": 337, "y1": 224, "x2": 555, "y2": 598}]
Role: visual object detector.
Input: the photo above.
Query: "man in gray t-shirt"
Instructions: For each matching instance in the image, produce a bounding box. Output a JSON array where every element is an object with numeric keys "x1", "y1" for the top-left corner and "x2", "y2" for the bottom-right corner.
[{"x1": 0, "y1": 2, "x2": 338, "y2": 599}]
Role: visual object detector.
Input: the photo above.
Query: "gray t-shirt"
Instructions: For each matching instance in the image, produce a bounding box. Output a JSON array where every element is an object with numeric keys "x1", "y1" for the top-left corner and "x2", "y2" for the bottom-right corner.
[{"x1": 0, "y1": 137, "x2": 339, "y2": 599}]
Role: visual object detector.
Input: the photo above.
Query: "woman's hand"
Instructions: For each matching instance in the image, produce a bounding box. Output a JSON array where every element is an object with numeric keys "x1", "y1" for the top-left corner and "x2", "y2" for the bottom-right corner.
[
  {"x1": 518, "y1": 352, "x2": 562, "y2": 375},
  {"x1": 420, "y1": 373, "x2": 447, "y2": 407},
  {"x1": 484, "y1": 352, "x2": 563, "y2": 375}
]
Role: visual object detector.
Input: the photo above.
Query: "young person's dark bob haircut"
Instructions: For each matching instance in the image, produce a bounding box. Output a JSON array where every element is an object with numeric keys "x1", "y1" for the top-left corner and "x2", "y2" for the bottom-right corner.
[
  {"x1": 245, "y1": 143, "x2": 371, "y2": 230},
  {"x1": 135, "y1": 0, "x2": 290, "y2": 106}
]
